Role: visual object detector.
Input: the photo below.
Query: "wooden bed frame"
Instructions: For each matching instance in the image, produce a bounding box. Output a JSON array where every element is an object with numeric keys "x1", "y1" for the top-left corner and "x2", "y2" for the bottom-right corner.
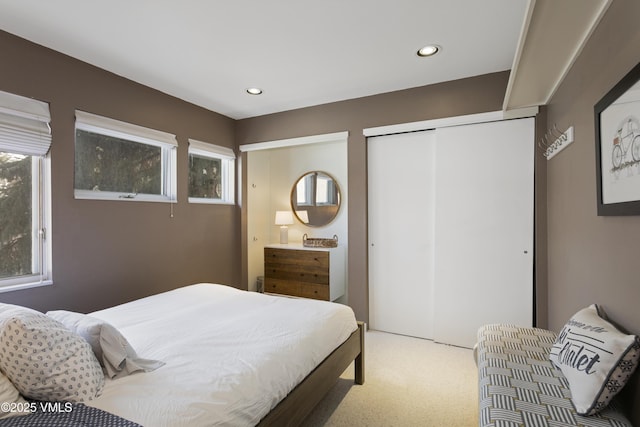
[{"x1": 258, "y1": 321, "x2": 365, "y2": 426}]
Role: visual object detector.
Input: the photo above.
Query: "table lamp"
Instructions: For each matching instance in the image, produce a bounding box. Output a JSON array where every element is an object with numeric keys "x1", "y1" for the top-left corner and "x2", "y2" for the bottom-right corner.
[{"x1": 275, "y1": 211, "x2": 294, "y2": 244}]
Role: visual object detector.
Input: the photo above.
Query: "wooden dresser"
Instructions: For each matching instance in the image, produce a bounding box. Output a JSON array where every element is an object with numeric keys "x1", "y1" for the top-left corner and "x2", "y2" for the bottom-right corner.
[{"x1": 263, "y1": 244, "x2": 345, "y2": 301}]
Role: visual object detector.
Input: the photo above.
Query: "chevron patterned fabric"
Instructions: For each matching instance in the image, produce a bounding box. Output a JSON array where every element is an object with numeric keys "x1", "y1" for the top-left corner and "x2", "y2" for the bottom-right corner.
[{"x1": 477, "y1": 324, "x2": 632, "y2": 427}]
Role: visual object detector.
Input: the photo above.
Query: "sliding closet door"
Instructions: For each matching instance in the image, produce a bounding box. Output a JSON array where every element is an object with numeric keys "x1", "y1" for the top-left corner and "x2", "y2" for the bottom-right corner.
[
  {"x1": 433, "y1": 118, "x2": 534, "y2": 348},
  {"x1": 368, "y1": 131, "x2": 435, "y2": 339}
]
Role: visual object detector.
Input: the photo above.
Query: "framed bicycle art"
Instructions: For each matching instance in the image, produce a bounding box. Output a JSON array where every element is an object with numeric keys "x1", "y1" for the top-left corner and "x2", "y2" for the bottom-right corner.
[{"x1": 595, "y1": 60, "x2": 640, "y2": 215}]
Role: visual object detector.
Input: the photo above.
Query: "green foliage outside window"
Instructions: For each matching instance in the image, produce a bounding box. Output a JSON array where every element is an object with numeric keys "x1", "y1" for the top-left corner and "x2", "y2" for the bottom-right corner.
[
  {"x1": 0, "y1": 152, "x2": 32, "y2": 279},
  {"x1": 75, "y1": 130, "x2": 162, "y2": 194},
  {"x1": 188, "y1": 154, "x2": 222, "y2": 199}
]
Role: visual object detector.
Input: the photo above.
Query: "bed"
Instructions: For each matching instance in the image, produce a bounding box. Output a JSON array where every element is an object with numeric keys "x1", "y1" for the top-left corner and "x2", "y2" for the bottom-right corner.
[{"x1": 0, "y1": 283, "x2": 365, "y2": 426}]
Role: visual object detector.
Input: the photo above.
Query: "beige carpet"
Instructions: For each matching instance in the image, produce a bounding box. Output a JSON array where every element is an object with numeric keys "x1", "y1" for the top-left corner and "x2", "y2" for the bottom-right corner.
[{"x1": 302, "y1": 330, "x2": 478, "y2": 427}]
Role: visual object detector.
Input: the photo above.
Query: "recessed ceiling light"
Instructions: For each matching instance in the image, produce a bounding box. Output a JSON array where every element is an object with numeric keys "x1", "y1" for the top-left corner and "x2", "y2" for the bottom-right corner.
[
  {"x1": 417, "y1": 45, "x2": 440, "y2": 57},
  {"x1": 246, "y1": 87, "x2": 263, "y2": 95}
]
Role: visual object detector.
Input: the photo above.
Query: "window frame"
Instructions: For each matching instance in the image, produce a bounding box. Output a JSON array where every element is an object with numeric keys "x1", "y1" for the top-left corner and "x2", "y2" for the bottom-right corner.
[
  {"x1": 74, "y1": 111, "x2": 178, "y2": 203},
  {"x1": 187, "y1": 139, "x2": 236, "y2": 205},
  {"x1": 0, "y1": 90, "x2": 52, "y2": 292}
]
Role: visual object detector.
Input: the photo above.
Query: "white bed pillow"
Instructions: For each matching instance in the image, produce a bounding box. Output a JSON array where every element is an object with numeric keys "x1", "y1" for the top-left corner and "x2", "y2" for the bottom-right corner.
[
  {"x1": 0, "y1": 303, "x2": 104, "y2": 403},
  {"x1": 47, "y1": 310, "x2": 164, "y2": 379},
  {"x1": 0, "y1": 372, "x2": 30, "y2": 419},
  {"x1": 549, "y1": 304, "x2": 640, "y2": 415}
]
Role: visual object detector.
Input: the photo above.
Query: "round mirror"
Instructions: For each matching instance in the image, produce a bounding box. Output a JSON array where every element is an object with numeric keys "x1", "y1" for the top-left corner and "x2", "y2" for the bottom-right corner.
[{"x1": 290, "y1": 171, "x2": 341, "y2": 227}]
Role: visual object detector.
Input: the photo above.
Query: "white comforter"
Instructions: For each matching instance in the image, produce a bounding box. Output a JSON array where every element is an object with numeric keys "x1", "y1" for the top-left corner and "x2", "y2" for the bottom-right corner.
[{"x1": 85, "y1": 283, "x2": 358, "y2": 427}]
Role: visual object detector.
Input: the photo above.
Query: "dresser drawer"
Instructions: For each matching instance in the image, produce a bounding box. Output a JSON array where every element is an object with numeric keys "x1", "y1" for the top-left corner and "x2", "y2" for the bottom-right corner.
[
  {"x1": 264, "y1": 263, "x2": 329, "y2": 285},
  {"x1": 264, "y1": 248, "x2": 329, "y2": 269},
  {"x1": 264, "y1": 278, "x2": 329, "y2": 301}
]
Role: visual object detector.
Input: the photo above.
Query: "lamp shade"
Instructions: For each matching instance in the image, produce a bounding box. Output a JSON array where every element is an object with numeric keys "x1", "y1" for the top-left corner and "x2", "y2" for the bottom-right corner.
[{"x1": 275, "y1": 211, "x2": 294, "y2": 225}]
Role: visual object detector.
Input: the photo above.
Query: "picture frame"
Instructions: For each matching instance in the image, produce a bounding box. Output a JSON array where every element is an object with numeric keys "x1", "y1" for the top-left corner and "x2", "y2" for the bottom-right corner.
[{"x1": 595, "y1": 61, "x2": 640, "y2": 215}]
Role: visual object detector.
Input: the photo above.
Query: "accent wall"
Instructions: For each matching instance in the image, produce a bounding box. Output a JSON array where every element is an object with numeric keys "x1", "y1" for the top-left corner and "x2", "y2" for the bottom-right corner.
[{"x1": 0, "y1": 30, "x2": 239, "y2": 312}]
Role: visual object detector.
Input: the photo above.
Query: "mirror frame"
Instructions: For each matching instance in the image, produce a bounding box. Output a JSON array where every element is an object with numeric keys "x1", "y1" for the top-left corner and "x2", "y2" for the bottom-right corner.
[{"x1": 290, "y1": 171, "x2": 341, "y2": 227}]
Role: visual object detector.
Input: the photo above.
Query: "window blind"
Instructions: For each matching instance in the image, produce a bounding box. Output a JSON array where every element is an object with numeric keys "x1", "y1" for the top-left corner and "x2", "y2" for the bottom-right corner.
[
  {"x1": 0, "y1": 90, "x2": 52, "y2": 156},
  {"x1": 188, "y1": 138, "x2": 235, "y2": 159},
  {"x1": 75, "y1": 110, "x2": 178, "y2": 149}
]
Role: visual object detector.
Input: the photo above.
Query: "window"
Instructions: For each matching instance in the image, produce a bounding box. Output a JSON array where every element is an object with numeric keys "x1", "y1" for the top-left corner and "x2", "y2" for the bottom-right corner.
[
  {"x1": 315, "y1": 174, "x2": 338, "y2": 205},
  {"x1": 294, "y1": 172, "x2": 339, "y2": 207},
  {"x1": 296, "y1": 174, "x2": 314, "y2": 206},
  {"x1": 188, "y1": 139, "x2": 235, "y2": 204},
  {"x1": 74, "y1": 111, "x2": 177, "y2": 202},
  {"x1": 0, "y1": 90, "x2": 52, "y2": 291}
]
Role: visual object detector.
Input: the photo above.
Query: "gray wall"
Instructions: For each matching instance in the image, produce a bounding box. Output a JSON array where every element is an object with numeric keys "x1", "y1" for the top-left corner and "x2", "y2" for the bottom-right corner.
[
  {"x1": 545, "y1": 2, "x2": 640, "y2": 419},
  {"x1": 0, "y1": 31, "x2": 240, "y2": 313},
  {"x1": 546, "y1": 1, "x2": 640, "y2": 335},
  {"x1": 237, "y1": 71, "x2": 528, "y2": 323}
]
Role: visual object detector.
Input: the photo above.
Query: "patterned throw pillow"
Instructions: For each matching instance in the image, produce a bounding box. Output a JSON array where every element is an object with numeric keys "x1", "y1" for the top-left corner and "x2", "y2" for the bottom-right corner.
[
  {"x1": 0, "y1": 304, "x2": 104, "y2": 403},
  {"x1": 549, "y1": 304, "x2": 640, "y2": 415}
]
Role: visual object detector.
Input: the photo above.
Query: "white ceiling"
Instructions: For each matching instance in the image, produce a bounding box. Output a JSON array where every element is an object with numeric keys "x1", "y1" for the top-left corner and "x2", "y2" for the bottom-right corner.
[
  {"x1": 0, "y1": 0, "x2": 529, "y2": 119},
  {"x1": 0, "y1": 0, "x2": 609, "y2": 120}
]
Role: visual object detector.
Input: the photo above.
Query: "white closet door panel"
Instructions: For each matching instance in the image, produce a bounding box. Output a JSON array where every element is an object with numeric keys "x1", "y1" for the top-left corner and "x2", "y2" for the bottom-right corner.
[
  {"x1": 433, "y1": 118, "x2": 534, "y2": 348},
  {"x1": 368, "y1": 131, "x2": 435, "y2": 339}
]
